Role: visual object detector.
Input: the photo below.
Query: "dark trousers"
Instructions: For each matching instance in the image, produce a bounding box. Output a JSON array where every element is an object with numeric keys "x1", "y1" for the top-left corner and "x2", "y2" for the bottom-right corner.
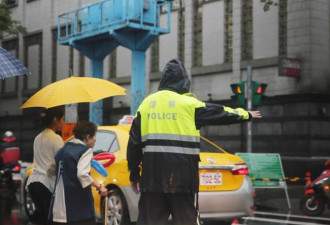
[
  {"x1": 28, "y1": 182, "x2": 52, "y2": 225},
  {"x1": 137, "y1": 192, "x2": 200, "y2": 225}
]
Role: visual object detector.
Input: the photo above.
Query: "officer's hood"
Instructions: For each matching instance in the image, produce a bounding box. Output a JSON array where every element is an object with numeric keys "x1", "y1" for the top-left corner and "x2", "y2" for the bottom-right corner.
[{"x1": 158, "y1": 59, "x2": 190, "y2": 94}]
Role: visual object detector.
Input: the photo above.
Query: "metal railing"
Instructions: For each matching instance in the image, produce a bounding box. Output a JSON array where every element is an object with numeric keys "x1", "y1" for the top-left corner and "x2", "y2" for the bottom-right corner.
[{"x1": 57, "y1": 0, "x2": 170, "y2": 43}]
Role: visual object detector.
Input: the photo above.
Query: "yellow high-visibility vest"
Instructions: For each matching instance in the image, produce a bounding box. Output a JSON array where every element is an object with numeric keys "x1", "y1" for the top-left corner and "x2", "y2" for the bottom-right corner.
[{"x1": 137, "y1": 90, "x2": 205, "y2": 155}]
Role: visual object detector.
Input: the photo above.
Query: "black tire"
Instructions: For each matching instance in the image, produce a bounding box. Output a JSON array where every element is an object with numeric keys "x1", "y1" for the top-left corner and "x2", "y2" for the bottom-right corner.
[
  {"x1": 23, "y1": 178, "x2": 39, "y2": 221},
  {"x1": 102, "y1": 189, "x2": 130, "y2": 225},
  {"x1": 300, "y1": 194, "x2": 325, "y2": 217},
  {"x1": 201, "y1": 220, "x2": 233, "y2": 225}
]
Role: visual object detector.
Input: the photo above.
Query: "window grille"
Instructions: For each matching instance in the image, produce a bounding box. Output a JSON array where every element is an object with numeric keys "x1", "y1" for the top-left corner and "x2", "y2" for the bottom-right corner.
[
  {"x1": 69, "y1": 47, "x2": 74, "y2": 77},
  {"x1": 279, "y1": 0, "x2": 287, "y2": 56},
  {"x1": 79, "y1": 53, "x2": 85, "y2": 77},
  {"x1": 178, "y1": 1, "x2": 185, "y2": 62},
  {"x1": 109, "y1": 50, "x2": 116, "y2": 78},
  {"x1": 193, "y1": 1, "x2": 203, "y2": 67},
  {"x1": 150, "y1": 38, "x2": 159, "y2": 72},
  {"x1": 225, "y1": 0, "x2": 233, "y2": 63},
  {"x1": 51, "y1": 29, "x2": 57, "y2": 82},
  {"x1": 242, "y1": 0, "x2": 253, "y2": 61}
]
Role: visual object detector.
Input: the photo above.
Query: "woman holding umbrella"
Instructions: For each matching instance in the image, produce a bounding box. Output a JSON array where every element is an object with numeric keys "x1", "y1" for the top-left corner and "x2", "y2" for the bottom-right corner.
[{"x1": 26, "y1": 106, "x2": 65, "y2": 225}]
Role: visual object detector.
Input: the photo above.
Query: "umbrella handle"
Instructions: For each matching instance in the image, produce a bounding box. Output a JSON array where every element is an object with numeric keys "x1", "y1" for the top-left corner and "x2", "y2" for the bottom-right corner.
[{"x1": 104, "y1": 196, "x2": 108, "y2": 225}]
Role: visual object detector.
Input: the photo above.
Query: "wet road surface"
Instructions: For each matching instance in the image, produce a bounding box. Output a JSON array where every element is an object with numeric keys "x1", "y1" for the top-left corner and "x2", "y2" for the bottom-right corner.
[
  {"x1": 1, "y1": 184, "x2": 330, "y2": 225},
  {"x1": 2, "y1": 203, "x2": 330, "y2": 225}
]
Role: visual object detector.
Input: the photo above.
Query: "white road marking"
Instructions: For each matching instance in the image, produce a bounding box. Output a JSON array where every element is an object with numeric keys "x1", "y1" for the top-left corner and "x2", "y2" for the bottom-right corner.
[
  {"x1": 254, "y1": 211, "x2": 330, "y2": 222},
  {"x1": 242, "y1": 216, "x2": 329, "y2": 225}
]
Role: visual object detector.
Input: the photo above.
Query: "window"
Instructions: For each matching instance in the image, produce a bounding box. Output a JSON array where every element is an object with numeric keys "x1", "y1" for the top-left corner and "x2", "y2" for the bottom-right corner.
[
  {"x1": 0, "y1": 39, "x2": 19, "y2": 93},
  {"x1": 109, "y1": 50, "x2": 116, "y2": 78},
  {"x1": 51, "y1": 29, "x2": 57, "y2": 83},
  {"x1": 23, "y1": 33, "x2": 42, "y2": 91},
  {"x1": 241, "y1": 0, "x2": 253, "y2": 61},
  {"x1": 279, "y1": 0, "x2": 287, "y2": 56},
  {"x1": 161, "y1": 0, "x2": 184, "y2": 13},
  {"x1": 224, "y1": 0, "x2": 233, "y2": 63},
  {"x1": 2, "y1": 0, "x2": 17, "y2": 7},
  {"x1": 160, "y1": 0, "x2": 185, "y2": 64},
  {"x1": 52, "y1": 26, "x2": 75, "y2": 81},
  {"x1": 93, "y1": 131, "x2": 120, "y2": 154}
]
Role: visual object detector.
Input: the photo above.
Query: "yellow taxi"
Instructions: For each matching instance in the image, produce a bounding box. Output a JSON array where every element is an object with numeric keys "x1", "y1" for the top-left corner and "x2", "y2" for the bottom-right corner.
[{"x1": 23, "y1": 122, "x2": 254, "y2": 225}]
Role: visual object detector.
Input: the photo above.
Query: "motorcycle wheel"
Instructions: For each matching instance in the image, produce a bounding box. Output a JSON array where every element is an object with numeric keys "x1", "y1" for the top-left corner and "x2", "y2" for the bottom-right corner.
[{"x1": 300, "y1": 194, "x2": 325, "y2": 216}]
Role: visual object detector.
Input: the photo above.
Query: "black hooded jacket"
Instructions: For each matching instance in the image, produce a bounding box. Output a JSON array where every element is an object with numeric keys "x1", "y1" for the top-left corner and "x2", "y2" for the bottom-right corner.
[{"x1": 127, "y1": 59, "x2": 251, "y2": 193}]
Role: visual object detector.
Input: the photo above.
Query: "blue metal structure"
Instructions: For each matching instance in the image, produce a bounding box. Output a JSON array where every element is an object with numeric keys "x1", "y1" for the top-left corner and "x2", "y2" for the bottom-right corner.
[{"x1": 57, "y1": 0, "x2": 171, "y2": 125}]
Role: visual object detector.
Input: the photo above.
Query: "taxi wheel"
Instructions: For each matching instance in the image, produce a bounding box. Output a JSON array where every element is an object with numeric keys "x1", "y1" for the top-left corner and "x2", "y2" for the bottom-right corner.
[
  {"x1": 102, "y1": 189, "x2": 130, "y2": 225},
  {"x1": 23, "y1": 178, "x2": 39, "y2": 221}
]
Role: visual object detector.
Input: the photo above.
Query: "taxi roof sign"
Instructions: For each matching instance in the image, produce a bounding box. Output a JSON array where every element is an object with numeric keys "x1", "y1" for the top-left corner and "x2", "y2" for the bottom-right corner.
[{"x1": 118, "y1": 115, "x2": 134, "y2": 125}]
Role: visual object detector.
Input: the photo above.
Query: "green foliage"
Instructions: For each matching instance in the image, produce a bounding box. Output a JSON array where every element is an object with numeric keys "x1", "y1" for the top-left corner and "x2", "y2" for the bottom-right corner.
[
  {"x1": 0, "y1": 4, "x2": 26, "y2": 40},
  {"x1": 260, "y1": 0, "x2": 278, "y2": 11}
]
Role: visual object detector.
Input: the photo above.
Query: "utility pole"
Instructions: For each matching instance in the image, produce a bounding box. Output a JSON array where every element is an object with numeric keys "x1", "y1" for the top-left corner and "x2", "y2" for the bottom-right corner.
[{"x1": 246, "y1": 66, "x2": 252, "y2": 153}]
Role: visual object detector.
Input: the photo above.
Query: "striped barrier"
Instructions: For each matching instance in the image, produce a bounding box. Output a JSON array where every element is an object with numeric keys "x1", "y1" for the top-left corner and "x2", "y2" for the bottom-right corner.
[{"x1": 250, "y1": 177, "x2": 307, "y2": 182}]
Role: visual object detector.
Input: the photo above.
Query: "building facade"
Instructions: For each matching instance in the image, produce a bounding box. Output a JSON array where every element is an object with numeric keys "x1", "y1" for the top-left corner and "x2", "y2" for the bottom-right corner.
[{"x1": 0, "y1": 0, "x2": 329, "y2": 177}]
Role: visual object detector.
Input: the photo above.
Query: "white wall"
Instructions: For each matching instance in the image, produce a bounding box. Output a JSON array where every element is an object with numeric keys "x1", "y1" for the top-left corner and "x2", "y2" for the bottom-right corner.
[
  {"x1": 56, "y1": 45, "x2": 70, "y2": 80},
  {"x1": 253, "y1": 0, "x2": 278, "y2": 59},
  {"x1": 116, "y1": 46, "x2": 132, "y2": 77},
  {"x1": 159, "y1": 11, "x2": 178, "y2": 70},
  {"x1": 202, "y1": 1, "x2": 224, "y2": 65},
  {"x1": 2, "y1": 0, "x2": 330, "y2": 117},
  {"x1": 27, "y1": 45, "x2": 39, "y2": 90},
  {"x1": 192, "y1": 73, "x2": 233, "y2": 101}
]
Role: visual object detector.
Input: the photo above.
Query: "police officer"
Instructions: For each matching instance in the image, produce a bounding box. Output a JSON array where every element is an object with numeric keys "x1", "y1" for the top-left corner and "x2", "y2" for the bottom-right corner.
[{"x1": 127, "y1": 59, "x2": 261, "y2": 225}]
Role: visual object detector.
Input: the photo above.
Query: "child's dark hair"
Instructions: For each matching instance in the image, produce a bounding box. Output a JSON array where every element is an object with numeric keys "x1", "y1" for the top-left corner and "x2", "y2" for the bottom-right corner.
[
  {"x1": 73, "y1": 120, "x2": 97, "y2": 141},
  {"x1": 40, "y1": 106, "x2": 65, "y2": 128}
]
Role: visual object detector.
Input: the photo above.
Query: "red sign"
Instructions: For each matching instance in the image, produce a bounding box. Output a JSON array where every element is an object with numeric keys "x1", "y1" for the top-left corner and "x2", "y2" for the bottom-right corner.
[
  {"x1": 62, "y1": 123, "x2": 76, "y2": 141},
  {"x1": 281, "y1": 58, "x2": 301, "y2": 77}
]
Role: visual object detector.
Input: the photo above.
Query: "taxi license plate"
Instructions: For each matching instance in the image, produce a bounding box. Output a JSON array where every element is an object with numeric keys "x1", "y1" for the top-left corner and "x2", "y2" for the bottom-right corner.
[{"x1": 200, "y1": 172, "x2": 222, "y2": 185}]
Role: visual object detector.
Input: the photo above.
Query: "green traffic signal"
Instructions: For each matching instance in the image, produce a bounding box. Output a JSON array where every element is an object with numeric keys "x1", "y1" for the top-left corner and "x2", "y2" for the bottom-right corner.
[{"x1": 252, "y1": 81, "x2": 267, "y2": 106}]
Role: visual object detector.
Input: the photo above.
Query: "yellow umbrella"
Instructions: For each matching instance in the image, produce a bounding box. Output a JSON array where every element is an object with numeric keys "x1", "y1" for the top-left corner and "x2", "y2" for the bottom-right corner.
[{"x1": 20, "y1": 76, "x2": 126, "y2": 109}]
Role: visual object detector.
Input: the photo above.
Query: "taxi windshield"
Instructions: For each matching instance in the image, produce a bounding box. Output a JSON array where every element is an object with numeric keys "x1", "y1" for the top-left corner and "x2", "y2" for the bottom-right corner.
[
  {"x1": 93, "y1": 130, "x2": 119, "y2": 155},
  {"x1": 200, "y1": 137, "x2": 225, "y2": 154}
]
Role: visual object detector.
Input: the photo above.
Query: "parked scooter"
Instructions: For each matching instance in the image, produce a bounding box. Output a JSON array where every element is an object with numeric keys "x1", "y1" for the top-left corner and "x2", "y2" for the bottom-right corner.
[
  {"x1": 0, "y1": 163, "x2": 20, "y2": 215},
  {"x1": 300, "y1": 160, "x2": 330, "y2": 216},
  {"x1": 0, "y1": 131, "x2": 21, "y2": 215}
]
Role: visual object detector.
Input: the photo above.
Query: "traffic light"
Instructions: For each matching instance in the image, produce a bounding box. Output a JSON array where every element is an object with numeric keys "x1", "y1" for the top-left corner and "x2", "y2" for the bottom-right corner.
[
  {"x1": 252, "y1": 81, "x2": 267, "y2": 106},
  {"x1": 230, "y1": 81, "x2": 246, "y2": 108}
]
